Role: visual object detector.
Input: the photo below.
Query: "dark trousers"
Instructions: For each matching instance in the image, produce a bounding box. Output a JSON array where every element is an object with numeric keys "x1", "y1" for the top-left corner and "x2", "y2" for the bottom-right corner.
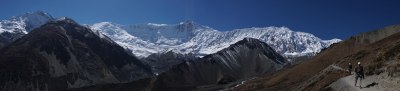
[{"x1": 355, "y1": 75, "x2": 362, "y2": 86}]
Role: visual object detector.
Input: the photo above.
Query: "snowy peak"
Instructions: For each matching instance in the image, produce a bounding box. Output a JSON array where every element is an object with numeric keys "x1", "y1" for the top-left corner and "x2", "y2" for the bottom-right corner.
[
  {"x1": 91, "y1": 21, "x2": 212, "y2": 46},
  {"x1": 0, "y1": 11, "x2": 54, "y2": 48},
  {"x1": 92, "y1": 22, "x2": 117, "y2": 29},
  {"x1": 91, "y1": 22, "x2": 123, "y2": 35},
  {"x1": 3, "y1": 11, "x2": 54, "y2": 33},
  {"x1": 0, "y1": 11, "x2": 54, "y2": 34}
]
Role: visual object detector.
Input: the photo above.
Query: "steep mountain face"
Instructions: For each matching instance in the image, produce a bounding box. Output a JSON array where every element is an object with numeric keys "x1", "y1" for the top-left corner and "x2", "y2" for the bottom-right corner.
[
  {"x1": 90, "y1": 21, "x2": 341, "y2": 59},
  {"x1": 68, "y1": 38, "x2": 288, "y2": 91},
  {"x1": 0, "y1": 18, "x2": 152, "y2": 91},
  {"x1": 0, "y1": 11, "x2": 53, "y2": 48},
  {"x1": 155, "y1": 38, "x2": 287, "y2": 90},
  {"x1": 233, "y1": 25, "x2": 400, "y2": 91}
]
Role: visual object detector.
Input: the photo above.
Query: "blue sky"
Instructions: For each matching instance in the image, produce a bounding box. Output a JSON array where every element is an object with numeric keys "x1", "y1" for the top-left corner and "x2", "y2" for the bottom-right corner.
[{"x1": 1, "y1": 0, "x2": 400, "y2": 40}]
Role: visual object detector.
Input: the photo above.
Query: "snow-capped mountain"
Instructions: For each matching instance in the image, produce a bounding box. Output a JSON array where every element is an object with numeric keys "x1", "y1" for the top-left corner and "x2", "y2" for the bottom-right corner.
[
  {"x1": 0, "y1": 11, "x2": 53, "y2": 48},
  {"x1": 90, "y1": 21, "x2": 341, "y2": 59}
]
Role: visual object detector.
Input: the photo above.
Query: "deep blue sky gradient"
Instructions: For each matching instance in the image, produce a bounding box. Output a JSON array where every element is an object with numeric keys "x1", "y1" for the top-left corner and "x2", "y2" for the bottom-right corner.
[{"x1": 1, "y1": 0, "x2": 400, "y2": 40}]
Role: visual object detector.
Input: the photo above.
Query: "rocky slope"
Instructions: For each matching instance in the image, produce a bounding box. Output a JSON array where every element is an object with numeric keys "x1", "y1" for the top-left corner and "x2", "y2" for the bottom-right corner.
[{"x1": 0, "y1": 18, "x2": 152, "y2": 91}]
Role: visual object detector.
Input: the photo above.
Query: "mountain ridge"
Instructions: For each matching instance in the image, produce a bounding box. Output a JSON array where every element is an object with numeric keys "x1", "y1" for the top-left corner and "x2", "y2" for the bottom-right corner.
[
  {"x1": 90, "y1": 21, "x2": 341, "y2": 59},
  {"x1": 66, "y1": 37, "x2": 288, "y2": 91},
  {"x1": 0, "y1": 11, "x2": 341, "y2": 60}
]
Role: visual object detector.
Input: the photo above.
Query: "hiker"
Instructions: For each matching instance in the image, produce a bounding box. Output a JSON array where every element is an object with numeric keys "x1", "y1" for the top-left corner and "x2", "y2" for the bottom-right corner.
[
  {"x1": 354, "y1": 62, "x2": 364, "y2": 87},
  {"x1": 348, "y1": 63, "x2": 352, "y2": 75}
]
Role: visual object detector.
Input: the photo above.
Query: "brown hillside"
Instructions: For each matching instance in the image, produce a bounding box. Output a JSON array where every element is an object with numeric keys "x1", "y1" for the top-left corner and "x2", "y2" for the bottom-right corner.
[{"x1": 232, "y1": 25, "x2": 400, "y2": 91}]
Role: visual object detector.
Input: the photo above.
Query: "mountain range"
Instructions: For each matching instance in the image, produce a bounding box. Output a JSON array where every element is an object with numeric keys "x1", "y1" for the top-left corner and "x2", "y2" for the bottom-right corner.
[
  {"x1": 90, "y1": 21, "x2": 341, "y2": 59},
  {"x1": 0, "y1": 11, "x2": 341, "y2": 60},
  {"x1": 67, "y1": 38, "x2": 288, "y2": 91}
]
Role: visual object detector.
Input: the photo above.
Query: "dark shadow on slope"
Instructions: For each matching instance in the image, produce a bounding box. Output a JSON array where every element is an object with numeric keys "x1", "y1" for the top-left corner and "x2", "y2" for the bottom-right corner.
[{"x1": 364, "y1": 82, "x2": 378, "y2": 88}]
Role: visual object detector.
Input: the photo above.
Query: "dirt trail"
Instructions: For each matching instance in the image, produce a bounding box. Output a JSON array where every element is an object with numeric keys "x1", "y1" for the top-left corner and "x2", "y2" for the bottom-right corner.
[{"x1": 329, "y1": 72, "x2": 400, "y2": 91}]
